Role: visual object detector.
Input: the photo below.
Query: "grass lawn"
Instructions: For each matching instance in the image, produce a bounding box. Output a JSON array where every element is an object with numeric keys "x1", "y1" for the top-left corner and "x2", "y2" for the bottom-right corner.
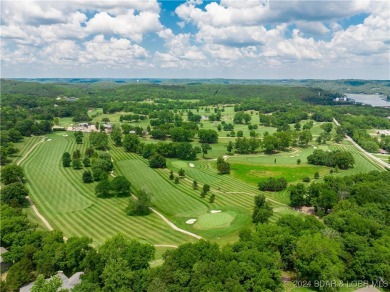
[
  {"x1": 21, "y1": 132, "x2": 194, "y2": 246},
  {"x1": 230, "y1": 163, "x2": 329, "y2": 185},
  {"x1": 194, "y1": 211, "x2": 236, "y2": 230},
  {"x1": 112, "y1": 149, "x2": 253, "y2": 243}
]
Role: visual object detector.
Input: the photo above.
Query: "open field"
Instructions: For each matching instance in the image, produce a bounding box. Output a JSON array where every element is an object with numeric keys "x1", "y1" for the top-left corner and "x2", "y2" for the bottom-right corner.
[
  {"x1": 19, "y1": 119, "x2": 386, "y2": 246},
  {"x1": 21, "y1": 132, "x2": 195, "y2": 246}
]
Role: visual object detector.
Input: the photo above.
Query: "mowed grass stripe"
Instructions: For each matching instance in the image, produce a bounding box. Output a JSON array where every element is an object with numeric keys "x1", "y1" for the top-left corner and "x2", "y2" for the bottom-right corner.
[
  {"x1": 61, "y1": 165, "x2": 193, "y2": 244},
  {"x1": 22, "y1": 133, "x2": 194, "y2": 246}
]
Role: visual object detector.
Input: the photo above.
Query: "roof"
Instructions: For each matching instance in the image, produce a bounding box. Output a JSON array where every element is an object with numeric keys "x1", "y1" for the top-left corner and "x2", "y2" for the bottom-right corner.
[{"x1": 19, "y1": 271, "x2": 84, "y2": 291}]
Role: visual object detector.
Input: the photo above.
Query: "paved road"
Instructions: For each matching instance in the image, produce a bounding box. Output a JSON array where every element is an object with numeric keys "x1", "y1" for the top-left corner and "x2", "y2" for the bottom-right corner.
[{"x1": 333, "y1": 118, "x2": 390, "y2": 170}]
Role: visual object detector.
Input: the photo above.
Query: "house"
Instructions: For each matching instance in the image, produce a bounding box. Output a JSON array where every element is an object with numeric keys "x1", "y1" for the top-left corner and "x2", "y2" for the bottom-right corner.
[
  {"x1": 379, "y1": 149, "x2": 388, "y2": 154},
  {"x1": 0, "y1": 247, "x2": 10, "y2": 273},
  {"x1": 20, "y1": 271, "x2": 83, "y2": 291}
]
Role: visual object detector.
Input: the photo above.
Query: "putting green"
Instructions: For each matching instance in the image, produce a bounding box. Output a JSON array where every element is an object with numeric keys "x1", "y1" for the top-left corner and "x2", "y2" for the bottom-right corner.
[{"x1": 193, "y1": 211, "x2": 236, "y2": 230}]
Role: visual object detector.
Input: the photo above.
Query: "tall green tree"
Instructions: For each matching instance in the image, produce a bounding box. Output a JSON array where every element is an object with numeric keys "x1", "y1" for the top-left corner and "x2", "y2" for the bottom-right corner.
[
  {"x1": 1, "y1": 164, "x2": 24, "y2": 185},
  {"x1": 111, "y1": 176, "x2": 131, "y2": 197},
  {"x1": 252, "y1": 194, "x2": 273, "y2": 224},
  {"x1": 0, "y1": 182, "x2": 28, "y2": 207}
]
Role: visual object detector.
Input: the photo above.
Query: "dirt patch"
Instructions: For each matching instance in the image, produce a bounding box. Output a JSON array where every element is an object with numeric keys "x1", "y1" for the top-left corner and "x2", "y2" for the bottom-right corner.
[{"x1": 296, "y1": 206, "x2": 315, "y2": 215}]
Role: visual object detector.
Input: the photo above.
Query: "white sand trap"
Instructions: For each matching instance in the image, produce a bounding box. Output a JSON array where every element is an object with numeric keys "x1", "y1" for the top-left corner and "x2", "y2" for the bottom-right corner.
[
  {"x1": 313, "y1": 146, "x2": 317, "y2": 149},
  {"x1": 63, "y1": 134, "x2": 68, "y2": 137},
  {"x1": 46, "y1": 139, "x2": 52, "y2": 141},
  {"x1": 186, "y1": 219, "x2": 197, "y2": 224},
  {"x1": 290, "y1": 156, "x2": 294, "y2": 157},
  {"x1": 210, "y1": 210, "x2": 222, "y2": 214},
  {"x1": 189, "y1": 163, "x2": 195, "y2": 168}
]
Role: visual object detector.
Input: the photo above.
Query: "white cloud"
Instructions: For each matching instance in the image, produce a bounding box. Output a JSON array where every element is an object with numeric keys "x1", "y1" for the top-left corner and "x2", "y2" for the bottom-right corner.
[
  {"x1": 81, "y1": 35, "x2": 149, "y2": 66},
  {"x1": 1, "y1": 0, "x2": 389, "y2": 79},
  {"x1": 296, "y1": 21, "x2": 330, "y2": 36},
  {"x1": 85, "y1": 10, "x2": 162, "y2": 42}
]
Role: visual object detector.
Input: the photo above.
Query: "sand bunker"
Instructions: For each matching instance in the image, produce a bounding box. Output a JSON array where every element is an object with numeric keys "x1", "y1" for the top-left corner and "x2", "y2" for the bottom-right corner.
[
  {"x1": 63, "y1": 134, "x2": 68, "y2": 137},
  {"x1": 189, "y1": 163, "x2": 195, "y2": 168},
  {"x1": 47, "y1": 139, "x2": 52, "y2": 141},
  {"x1": 210, "y1": 210, "x2": 222, "y2": 213},
  {"x1": 186, "y1": 219, "x2": 197, "y2": 224}
]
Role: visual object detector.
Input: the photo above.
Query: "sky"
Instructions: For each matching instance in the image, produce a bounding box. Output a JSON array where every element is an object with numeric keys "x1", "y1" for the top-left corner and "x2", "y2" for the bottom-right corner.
[{"x1": 1, "y1": 0, "x2": 389, "y2": 79}]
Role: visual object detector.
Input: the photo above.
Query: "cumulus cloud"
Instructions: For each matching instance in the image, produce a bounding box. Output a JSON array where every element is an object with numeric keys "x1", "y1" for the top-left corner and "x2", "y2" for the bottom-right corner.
[{"x1": 0, "y1": 0, "x2": 388, "y2": 79}]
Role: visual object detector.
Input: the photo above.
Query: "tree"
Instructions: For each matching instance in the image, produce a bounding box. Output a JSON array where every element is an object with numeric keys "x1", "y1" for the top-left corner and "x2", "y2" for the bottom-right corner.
[
  {"x1": 178, "y1": 168, "x2": 185, "y2": 177},
  {"x1": 258, "y1": 177, "x2": 288, "y2": 192},
  {"x1": 289, "y1": 183, "x2": 307, "y2": 207},
  {"x1": 82, "y1": 170, "x2": 94, "y2": 183},
  {"x1": 31, "y1": 275, "x2": 63, "y2": 292},
  {"x1": 0, "y1": 182, "x2": 28, "y2": 207},
  {"x1": 297, "y1": 158, "x2": 301, "y2": 165},
  {"x1": 89, "y1": 132, "x2": 108, "y2": 150},
  {"x1": 110, "y1": 128, "x2": 123, "y2": 146},
  {"x1": 263, "y1": 135, "x2": 279, "y2": 154},
  {"x1": 111, "y1": 176, "x2": 131, "y2": 197},
  {"x1": 192, "y1": 180, "x2": 198, "y2": 190},
  {"x1": 298, "y1": 130, "x2": 312, "y2": 147},
  {"x1": 72, "y1": 149, "x2": 81, "y2": 160},
  {"x1": 226, "y1": 141, "x2": 234, "y2": 153},
  {"x1": 1, "y1": 164, "x2": 24, "y2": 185},
  {"x1": 95, "y1": 180, "x2": 111, "y2": 198},
  {"x1": 203, "y1": 184, "x2": 210, "y2": 193},
  {"x1": 174, "y1": 177, "x2": 180, "y2": 184},
  {"x1": 83, "y1": 157, "x2": 91, "y2": 167},
  {"x1": 200, "y1": 191, "x2": 206, "y2": 198},
  {"x1": 216, "y1": 157, "x2": 230, "y2": 174},
  {"x1": 237, "y1": 130, "x2": 243, "y2": 137},
  {"x1": 198, "y1": 129, "x2": 218, "y2": 144},
  {"x1": 126, "y1": 190, "x2": 151, "y2": 216},
  {"x1": 123, "y1": 134, "x2": 140, "y2": 153},
  {"x1": 209, "y1": 194, "x2": 215, "y2": 203},
  {"x1": 4, "y1": 258, "x2": 35, "y2": 291},
  {"x1": 294, "y1": 233, "x2": 345, "y2": 284},
  {"x1": 74, "y1": 131, "x2": 83, "y2": 144},
  {"x1": 252, "y1": 194, "x2": 273, "y2": 224},
  {"x1": 72, "y1": 159, "x2": 82, "y2": 170},
  {"x1": 314, "y1": 171, "x2": 320, "y2": 179},
  {"x1": 321, "y1": 123, "x2": 333, "y2": 134},
  {"x1": 201, "y1": 143, "x2": 212, "y2": 158},
  {"x1": 169, "y1": 170, "x2": 174, "y2": 180},
  {"x1": 170, "y1": 127, "x2": 193, "y2": 142},
  {"x1": 149, "y1": 154, "x2": 166, "y2": 168},
  {"x1": 85, "y1": 147, "x2": 95, "y2": 158}
]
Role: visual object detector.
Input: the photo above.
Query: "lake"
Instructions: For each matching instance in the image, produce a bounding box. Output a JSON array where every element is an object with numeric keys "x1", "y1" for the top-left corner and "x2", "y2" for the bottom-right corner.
[{"x1": 345, "y1": 93, "x2": 390, "y2": 107}]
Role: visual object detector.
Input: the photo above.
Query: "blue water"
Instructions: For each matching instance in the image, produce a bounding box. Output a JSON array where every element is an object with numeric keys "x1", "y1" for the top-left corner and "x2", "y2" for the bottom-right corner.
[{"x1": 345, "y1": 93, "x2": 390, "y2": 107}]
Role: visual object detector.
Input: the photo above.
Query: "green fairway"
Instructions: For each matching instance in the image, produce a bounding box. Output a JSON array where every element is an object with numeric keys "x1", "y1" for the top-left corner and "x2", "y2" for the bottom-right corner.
[
  {"x1": 194, "y1": 211, "x2": 236, "y2": 230},
  {"x1": 230, "y1": 163, "x2": 329, "y2": 185},
  {"x1": 113, "y1": 154, "x2": 253, "y2": 242},
  {"x1": 21, "y1": 132, "x2": 195, "y2": 246},
  {"x1": 116, "y1": 159, "x2": 209, "y2": 218}
]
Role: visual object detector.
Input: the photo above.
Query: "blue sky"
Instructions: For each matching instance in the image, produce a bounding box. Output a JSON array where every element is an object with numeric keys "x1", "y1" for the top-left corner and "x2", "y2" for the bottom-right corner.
[{"x1": 1, "y1": 0, "x2": 389, "y2": 79}]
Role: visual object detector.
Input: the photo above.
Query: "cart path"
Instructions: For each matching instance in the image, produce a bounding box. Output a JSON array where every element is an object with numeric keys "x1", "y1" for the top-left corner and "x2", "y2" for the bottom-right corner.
[
  {"x1": 333, "y1": 118, "x2": 389, "y2": 170},
  {"x1": 26, "y1": 196, "x2": 54, "y2": 231},
  {"x1": 16, "y1": 136, "x2": 46, "y2": 166}
]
